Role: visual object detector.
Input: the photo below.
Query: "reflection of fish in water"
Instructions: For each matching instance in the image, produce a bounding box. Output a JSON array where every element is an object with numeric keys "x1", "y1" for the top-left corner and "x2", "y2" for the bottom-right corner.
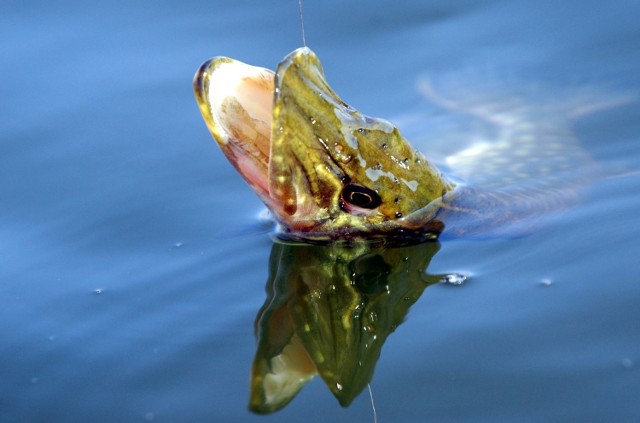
[
  {"x1": 193, "y1": 47, "x2": 627, "y2": 243},
  {"x1": 249, "y1": 240, "x2": 448, "y2": 413}
]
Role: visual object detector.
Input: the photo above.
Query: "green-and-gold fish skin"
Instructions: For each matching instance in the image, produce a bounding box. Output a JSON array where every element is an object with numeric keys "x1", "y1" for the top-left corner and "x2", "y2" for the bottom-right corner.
[
  {"x1": 194, "y1": 47, "x2": 602, "y2": 243},
  {"x1": 194, "y1": 48, "x2": 455, "y2": 243},
  {"x1": 248, "y1": 240, "x2": 447, "y2": 413}
]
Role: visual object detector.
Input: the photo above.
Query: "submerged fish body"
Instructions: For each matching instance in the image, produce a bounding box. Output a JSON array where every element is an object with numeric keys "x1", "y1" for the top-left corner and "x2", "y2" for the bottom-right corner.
[{"x1": 194, "y1": 47, "x2": 595, "y2": 242}]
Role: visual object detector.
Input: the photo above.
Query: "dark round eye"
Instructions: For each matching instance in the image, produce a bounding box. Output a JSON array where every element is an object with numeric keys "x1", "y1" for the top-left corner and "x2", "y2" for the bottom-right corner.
[{"x1": 341, "y1": 184, "x2": 382, "y2": 209}]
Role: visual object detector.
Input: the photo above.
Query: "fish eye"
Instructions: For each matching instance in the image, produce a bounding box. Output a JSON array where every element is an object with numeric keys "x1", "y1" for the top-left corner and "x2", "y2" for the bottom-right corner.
[{"x1": 341, "y1": 184, "x2": 382, "y2": 209}]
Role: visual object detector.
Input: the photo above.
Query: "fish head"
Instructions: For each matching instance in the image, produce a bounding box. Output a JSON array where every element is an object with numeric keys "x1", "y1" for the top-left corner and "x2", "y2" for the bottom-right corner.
[{"x1": 194, "y1": 47, "x2": 453, "y2": 242}]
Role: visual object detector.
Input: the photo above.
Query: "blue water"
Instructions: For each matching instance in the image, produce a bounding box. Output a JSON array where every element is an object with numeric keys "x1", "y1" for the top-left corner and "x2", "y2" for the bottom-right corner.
[{"x1": 2, "y1": 0, "x2": 639, "y2": 422}]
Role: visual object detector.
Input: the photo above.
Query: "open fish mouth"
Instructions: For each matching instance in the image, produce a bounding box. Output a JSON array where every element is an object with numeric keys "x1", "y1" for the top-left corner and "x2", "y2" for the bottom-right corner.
[{"x1": 193, "y1": 56, "x2": 275, "y2": 205}]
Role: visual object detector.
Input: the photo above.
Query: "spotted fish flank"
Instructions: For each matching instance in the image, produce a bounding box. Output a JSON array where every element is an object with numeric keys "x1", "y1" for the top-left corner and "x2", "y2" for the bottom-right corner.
[{"x1": 194, "y1": 47, "x2": 600, "y2": 243}]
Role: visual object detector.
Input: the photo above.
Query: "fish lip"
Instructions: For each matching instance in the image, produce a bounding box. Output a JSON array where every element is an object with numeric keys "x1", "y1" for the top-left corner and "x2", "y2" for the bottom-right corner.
[
  {"x1": 192, "y1": 57, "x2": 228, "y2": 145},
  {"x1": 193, "y1": 59, "x2": 213, "y2": 109},
  {"x1": 193, "y1": 59, "x2": 211, "y2": 106},
  {"x1": 193, "y1": 58, "x2": 217, "y2": 135}
]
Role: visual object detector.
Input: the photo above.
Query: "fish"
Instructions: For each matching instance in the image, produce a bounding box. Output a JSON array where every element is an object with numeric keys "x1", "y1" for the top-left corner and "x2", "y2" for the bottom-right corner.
[{"x1": 194, "y1": 47, "x2": 601, "y2": 243}]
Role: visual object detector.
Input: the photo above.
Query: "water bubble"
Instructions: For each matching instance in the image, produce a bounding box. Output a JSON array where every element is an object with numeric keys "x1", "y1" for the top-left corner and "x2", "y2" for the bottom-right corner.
[{"x1": 440, "y1": 273, "x2": 468, "y2": 286}]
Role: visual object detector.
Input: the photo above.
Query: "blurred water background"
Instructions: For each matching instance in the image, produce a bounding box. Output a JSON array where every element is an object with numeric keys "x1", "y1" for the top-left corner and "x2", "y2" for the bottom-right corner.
[{"x1": 1, "y1": 0, "x2": 639, "y2": 421}]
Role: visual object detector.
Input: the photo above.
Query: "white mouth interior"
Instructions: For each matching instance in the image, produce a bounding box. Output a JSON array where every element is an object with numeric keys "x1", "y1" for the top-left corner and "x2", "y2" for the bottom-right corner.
[{"x1": 206, "y1": 60, "x2": 274, "y2": 149}]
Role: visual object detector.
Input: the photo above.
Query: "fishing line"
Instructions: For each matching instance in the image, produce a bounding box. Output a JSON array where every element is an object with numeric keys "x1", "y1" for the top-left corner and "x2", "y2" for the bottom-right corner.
[
  {"x1": 297, "y1": 0, "x2": 307, "y2": 46},
  {"x1": 368, "y1": 383, "x2": 378, "y2": 423}
]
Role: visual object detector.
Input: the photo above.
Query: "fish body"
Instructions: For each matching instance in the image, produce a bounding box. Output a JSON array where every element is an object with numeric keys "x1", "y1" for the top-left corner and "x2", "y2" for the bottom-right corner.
[{"x1": 194, "y1": 47, "x2": 595, "y2": 243}]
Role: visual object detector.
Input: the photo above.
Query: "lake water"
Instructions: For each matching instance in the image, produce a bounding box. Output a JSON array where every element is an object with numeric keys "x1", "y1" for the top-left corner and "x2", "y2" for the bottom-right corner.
[{"x1": 2, "y1": 0, "x2": 639, "y2": 422}]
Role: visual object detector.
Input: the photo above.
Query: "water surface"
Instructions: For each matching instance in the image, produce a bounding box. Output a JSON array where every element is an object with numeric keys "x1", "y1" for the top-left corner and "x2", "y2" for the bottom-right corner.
[{"x1": 2, "y1": 0, "x2": 640, "y2": 421}]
